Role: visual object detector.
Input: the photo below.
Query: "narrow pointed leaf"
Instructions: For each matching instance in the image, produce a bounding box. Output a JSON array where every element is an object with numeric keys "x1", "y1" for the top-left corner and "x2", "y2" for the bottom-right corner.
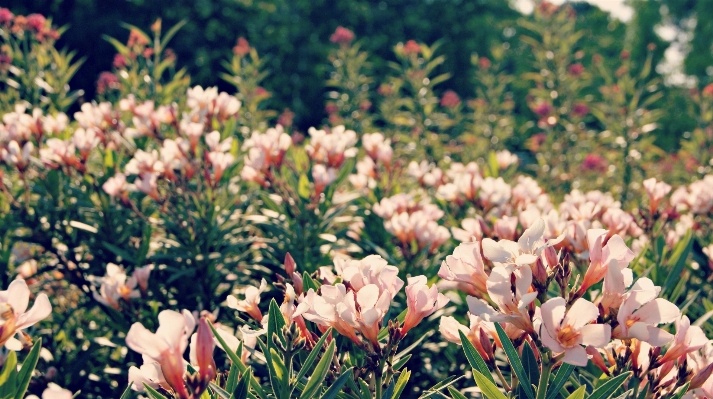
[
  {"x1": 566, "y1": 386, "x2": 586, "y2": 399},
  {"x1": 143, "y1": 383, "x2": 169, "y2": 399},
  {"x1": 294, "y1": 328, "x2": 333, "y2": 384},
  {"x1": 321, "y1": 368, "x2": 354, "y2": 399},
  {"x1": 208, "y1": 321, "x2": 266, "y2": 399},
  {"x1": 299, "y1": 340, "x2": 336, "y2": 399},
  {"x1": 458, "y1": 330, "x2": 494, "y2": 383},
  {"x1": 494, "y1": 323, "x2": 535, "y2": 399},
  {"x1": 15, "y1": 338, "x2": 42, "y2": 399},
  {"x1": 588, "y1": 372, "x2": 632, "y2": 399},
  {"x1": 447, "y1": 386, "x2": 468, "y2": 399},
  {"x1": 546, "y1": 364, "x2": 575, "y2": 399},
  {"x1": 392, "y1": 369, "x2": 411, "y2": 399},
  {"x1": 231, "y1": 368, "x2": 251, "y2": 399},
  {"x1": 0, "y1": 351, "x2": 17, "y2": 398},
  {"x1": 472, "y1": 370, "x2": 508, "y2": 399}
]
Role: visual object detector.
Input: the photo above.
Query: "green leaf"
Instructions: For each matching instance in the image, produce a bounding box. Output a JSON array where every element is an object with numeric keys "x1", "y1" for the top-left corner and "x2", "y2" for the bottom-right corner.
[
  {"x1": 302, "y1": 272, "x2": 319, "y2": 292},
  {"x1": 520, "y1": 342, "x2": 540, "y2": 399},
  {"x1": 207, "y1": 322, "x2": 267, "y2": 399},
  {"x1": 268, "y1": 299, "x2": 287, "y2": 347},
  {"x1": 447, "y1": 386, "x2": 468, "y2": 399},
  {"x1": 294, "y1": 328, "x2": 333, "y2": 385},
  {"x1": 231, "y1": 368, "x2": 251, "y2": 399},
  {"x1": 392, "y1": 354, "x2": 411, "y2": 371},
  {"x1": 566, "y1": 386, "x2": 586, "y2": 399},
  {"x1": 0, "y1": 351, "x2": 18, "y2": 399},
  {"x1": 210, "y1": 382, "x2": 232, "y2": 399},
  {"x1": 143, "y1": 383, "x2": 169, "y2": 399},
  {"x1": 494, "y1": 323, "x2": 535, "y2": 399},
  {"x1": 663, "y1": 230, "x2": 692, "y2": 294},
  {"x1": 392, "y1": 369, "x2": 411, "y2": 399},
  {"x1": 256, "y1": 340, "x2": 282, "y2": 398},
  {"x1": 382, "y1": 380, "x2": 396, "y2": 399},
  {"x1": 546, "y1": 364, "x2": 575, "y2": 399},
  {"x1": 668, "y1": 382, "x2": 690, "y2": 399},
  {"x1": 226, "y1": 360, "x2": 241, "y2": 393},
  {"x1": 319, "y1": 368, "x2": 353, "y2": 399},
  {"x1": 458, "y1": 330, "x2": 494, "y2": 383},
  {"x1": 119, "y1": 384, "x2": 133, "y2": 399},
  {"x1": 588, "y1": 372, "x2": 632, "y2": 399},
  {"x1": 15, "y1": 338, "x2": 42, "y2": 399},
  {"x1": 299, "y1": 340, "x2": 336, "y2": 399},
  {"x1": 472, "y1": 370, "x2": 508, "y2": 399},
  {"x1": 298, "y1": 174, "x2": 311, "y2": 199}
]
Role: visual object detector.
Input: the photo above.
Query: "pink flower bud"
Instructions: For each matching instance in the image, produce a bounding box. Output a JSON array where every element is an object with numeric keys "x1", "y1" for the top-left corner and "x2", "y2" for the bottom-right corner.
[{"x1": 196, "y1": 318, "x2": 216, "y2": 383}]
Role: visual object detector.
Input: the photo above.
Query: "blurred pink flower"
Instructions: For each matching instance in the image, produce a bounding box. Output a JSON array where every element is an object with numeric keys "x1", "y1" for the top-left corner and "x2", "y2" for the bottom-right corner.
[
  {"x1": 403, "y1": 40, "x2": 421, "y2": 56},
  {"x1": 438, "y1": 241, "x2": 489, "y2": 296},
  {"x1": 226, "y1": 279, "x2": 267, "y2": 322},
  {"x1": 330, "y1": 27, "x2": 355, "y2": 45},
  {"x1": 440, "y1": 90, "x2": 461, "y2": 108}
]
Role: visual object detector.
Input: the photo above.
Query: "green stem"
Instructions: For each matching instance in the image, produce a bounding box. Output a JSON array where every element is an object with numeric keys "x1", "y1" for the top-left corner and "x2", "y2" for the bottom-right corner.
[{"x1": 536, "y1": 358, "x2": 552, "y2": 399}]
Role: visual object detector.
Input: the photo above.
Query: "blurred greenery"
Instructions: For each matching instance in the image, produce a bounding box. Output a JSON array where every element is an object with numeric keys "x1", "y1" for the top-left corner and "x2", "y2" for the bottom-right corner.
[{"x1": 3, "y1": 0, "x2": 712, "y2": 148}]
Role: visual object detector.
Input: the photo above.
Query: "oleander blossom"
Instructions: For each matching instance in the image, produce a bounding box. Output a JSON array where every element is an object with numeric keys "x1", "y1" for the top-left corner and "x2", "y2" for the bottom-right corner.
[
  {"x1": 126, "y1": 310, "x2": 196, "y2": 398},
  {"x1": 0, "y1": 279, "x2": 52, "y2": 349},
  {"x1": 438, "y1": 241, "x2": 489, "y2": 296},
  {"x1": 401, "y1": 276, "x2": 449, "y2": 334},
  {"x1": 540, "y1": 297, "x2": 611, "y2": 366},
  {"x1": 226, "y1": 279, "x2": 267, "y2": 322}
]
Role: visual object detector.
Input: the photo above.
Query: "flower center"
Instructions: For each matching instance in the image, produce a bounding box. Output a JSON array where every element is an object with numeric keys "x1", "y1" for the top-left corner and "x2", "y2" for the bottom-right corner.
[
  {"x1": 556, "y1": 325, "x2": 580, "y2": 348},
  {"x1": 0, "y1": 303, "x2": 13, "y2": 322}
]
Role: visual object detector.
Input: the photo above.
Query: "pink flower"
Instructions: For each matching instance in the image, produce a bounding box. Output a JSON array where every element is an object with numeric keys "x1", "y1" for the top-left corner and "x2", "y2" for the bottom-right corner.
[
  {"x1": 194, "y1": 318, "x2": 216, "y2": 383},
  {"x1": 233, "y1": 37, "x2": 251, "y2": 56},
  {"x1": 103, "y1": 173, "x2": 127, "y2": 198},
  {"x1": 2, "y1": 141, "x2": 33, "y2": 170},
  {"x1": 401, "y1": 276, "x2": 449, "y2": 334},
  {"x1": 92, "y1": 263, "x2": 140, "y2": 310},
  {"x1": 482, "y1": 218, "x2": 563, "y2": 267},
  {"x1": 0, "y1": 279, "x2": 52, "y2": 349},
  {"x1": 493, "y1": 215, "x2": 518, "y2": 241},
  {"x1": 402, "y1": 40, "x2": 422, "y2": 56},
  {"x1": 41, "y1": 383, "x2": 73, "y2": 399},
  {"x1": 495, "y1": 150, "x2": 519, "y2": 169},
  {"x1": 581, "y1": 154, "x2": 607, "y2": 172},
  {"x1": 439, "y1": 314, "x2": 494, "y2": 362},
  {"x1": 576, "y1": 229, "x2": 634, "y2": 296},
  {"x1": 643, "y1": 177, "x2": 672, "y2": 213},
  {"x1": 132, "y1": 265, "x2": 152, "y2": 292},
  {"x1": 126, "y1": 310, "x2": 196, "y2": 399},
  {"x1": 312, "y1": 164, "x2": 337, "y2": 194},
  {"x1": 613, "y1": 278, "x2": 679, "y2": 346},
  {"x1": 451, "y1": 218, "x2": 484, "y2": 243},
  {"x1": 226, "y1": 279, "x2": 267, "y2": 322},
  {"x1": 540, "y1": 297, "x2": 611, "y2": 366},
  {"x1": 299, "y1": 285, "x2": 361, "y2": 344},
  {"x1": 330, "y1": 27, "x2": 355, "y2": 45},
  {"x1": 467, "y1": 264, "x2": 537, "y2": 333},
  {"x1": 438, "y1": 241, "x2": 489, "y2": 296},
  {"x1": 658, "y1": 316, "x2": 708, "y2": 364},
  {"x1": 334, "y1": 255, "x2": 404, "y2": 299},
  {"x1": 440, "y1": 90, "x2": 461, "y2": 108}
]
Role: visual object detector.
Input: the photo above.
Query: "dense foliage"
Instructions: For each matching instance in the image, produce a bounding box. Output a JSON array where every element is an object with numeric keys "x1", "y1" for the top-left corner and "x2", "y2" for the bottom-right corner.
[{"x1": 2, "y1": 3, "x2": 713, "y2": 399}]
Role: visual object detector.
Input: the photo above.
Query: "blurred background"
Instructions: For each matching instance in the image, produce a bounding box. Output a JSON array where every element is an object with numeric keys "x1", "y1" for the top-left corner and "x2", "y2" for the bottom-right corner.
[{"x1": 4, "y1": 0, "x2": 712, "y2": 148}]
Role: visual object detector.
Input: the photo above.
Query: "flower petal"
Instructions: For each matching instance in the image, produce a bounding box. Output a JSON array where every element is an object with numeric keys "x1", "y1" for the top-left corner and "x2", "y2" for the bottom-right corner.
[
  {"x1": 562, "y1": 346, "x2": 589, "y2": 367},
  {"x1": 634, "y1": 298, "x2": 680, "y2": 325},
  {"x1": 579, "y1": 324, "x2": 611, "y2": 348},
  {"x1": 15, "y1": 293, "x2": 52, "y2": 330},
  {"x1": 540, "y1": 297, "x2": 566, "y2": 338},
  {"x1": 562, "y1": 298, "x2": 599, "y2": 330}
]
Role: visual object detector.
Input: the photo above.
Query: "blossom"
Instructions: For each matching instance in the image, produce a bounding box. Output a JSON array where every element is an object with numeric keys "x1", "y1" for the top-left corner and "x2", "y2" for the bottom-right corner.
[
  {"x1": 305, "y1": 125, "x2": 358, "y2": 167},
  {"x1": 613, "y1": 278, "x2": 679, "y2": 345},
  {"x1": 298, "y1": 285, "x2": 361, "y2": 344},
  {"x1": 92, "y1": 263, "x2": 141, "y2": 310},
  {"x1": 658, "y1": 316, "x2": 708, "y2": 364},
  {"x1": 226, "y1": 279, "x2": 267, "y2": 322},
  {"x1": 312, "y1": 164, "x2": 336, "y2": 194},
  {"x1": 402, "y1": 40, "x2": 421, "y2": 55},
  {"x1": 208, "y1": 151, "x2": 235, "y2": 182},
  {"x1": 467, "y1": 264, "x2": 537, "y2": 333},
  {"x1": 495, "y1": 150, "x2": 518, "y2": 170},
  {"x1": 40, "y1": 383, "x2": 73, "y2": 399},
  {"x1": 0, "y1": 279, "x2": 52, "y2": 349},
  {"x1": 128, "y1": 357, "x2": 166, "y2": 392},
  {"x1": 438, "y1": 241, "x2": 488, "y2": 296},
  {"x1": 440, "y1": 90, "x2": 461, "y2": 108},
  {"x1": 103, "y1": 173, "x2": 127, "y2": 198},
  {"x1": 643, "y1": 177, "x2": 672, "y2": 213},
  {"x1": 540, "y1": 297, "x2": 611, "y2": 366},
  {"x1": 576, "y1": 229, "x2": 634, "y2": 296},
  {"x1": 133, "y1": 265, "x2": 152, "y2": 292},
  {"x1": 2, "y1": 140, "x2": 33, "y2": 170},
  {"x1": 439, "y1": 314, "x2": 494, "y2": 362},
  {"x1": 361, "y1": 132, "x2": 393, "y2": 164},
  {"x1": 73, "y1": 127, "x2": 100, "y2": 159},
  {"x1": 334, "y1": 255, "x2": 404, "y2": 299},
  {"x1": 401, "y1": 276, "x2": 449, "y2": 334},
  {"x1": 134, "y1": 172, "x2": 160, "y2": 200},
  {"x1": 330, "y1": 26, "x2": 355, "y2": 45},
  {"x1": 126, "y1": 310, "x2": 195, "y2": 398},
  {"x1": 482, "y1": 218, "x2": 562, "y2": 267}
]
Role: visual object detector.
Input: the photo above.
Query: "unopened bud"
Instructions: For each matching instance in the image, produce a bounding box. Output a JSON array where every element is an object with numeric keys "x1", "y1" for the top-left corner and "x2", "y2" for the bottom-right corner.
[
  {"x1": 196, "y1": 318, "x2": 216, "y2": 383},
  {"x1": 544, "y1": 245, "x2": 558, "y2": 268},
  {"x1": 690, "y1": 362, "x2": 713, "y2": 390},
  {"x1": 533, "y1": 258, "x2": 548, "y2": 286},
  {"x1": 284, "y1": 253, "x2": 296, "y2": 276},
  {"x1": 586, "y1": 346, "x2": 610, "y2": 376}
]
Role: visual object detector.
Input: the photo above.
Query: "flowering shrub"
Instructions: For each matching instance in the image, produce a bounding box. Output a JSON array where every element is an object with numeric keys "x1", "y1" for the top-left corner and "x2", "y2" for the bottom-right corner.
[{"x1": 2, "y1": 4, "x2": 713, "y2": 399}]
